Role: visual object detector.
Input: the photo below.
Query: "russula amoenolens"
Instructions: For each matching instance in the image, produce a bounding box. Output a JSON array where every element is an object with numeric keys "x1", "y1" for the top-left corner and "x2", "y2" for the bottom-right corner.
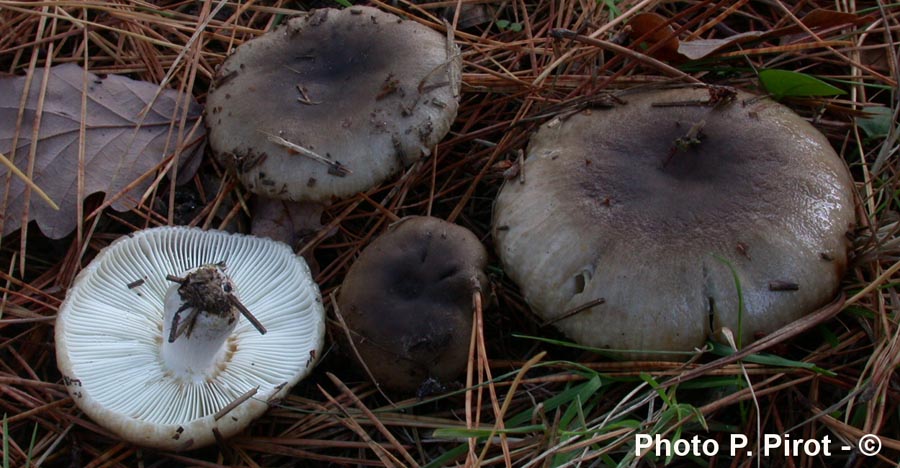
[
  {"x1": 206, "y1": 6, "x2": 461, "y2": 246},
  {"x1": 55, "y1": 227, "x2": 325, "y2": 450},
  {"x1": 492, "y1": 86, "x2": 855, "y2": 355},
  {"x1": 337, "y1": 216, "x2": 488, "y2": 393}
]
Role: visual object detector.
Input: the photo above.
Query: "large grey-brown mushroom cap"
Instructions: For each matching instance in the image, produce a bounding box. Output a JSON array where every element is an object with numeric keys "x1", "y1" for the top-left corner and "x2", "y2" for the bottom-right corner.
[
  {"x1": 338, "y1": 216, "x2": 487, "y2": 393},
  {"x1": 492, "y1": 86, "x2": 855, "y2": 355},
  {"x1": 206, "y1": 6, "x2": 460, "y2": 202}
]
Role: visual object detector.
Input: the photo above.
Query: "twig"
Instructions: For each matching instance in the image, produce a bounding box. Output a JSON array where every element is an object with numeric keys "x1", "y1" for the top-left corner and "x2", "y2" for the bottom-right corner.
[
  {"x1": 214, "y1": 386, "x2": 259, "y2": 421},
  {"x1": 228, "y1": 294, "x2": 266, "y2": 335},
  {"x1": 541, "y1": 298, "x2": 605, "y2": 327},
  {"x1": 549, "y1": 28, "x2": 702, "y2": 83},
  {"x1": 326, "y1": 373, "x2": 420, "y2": 468},
  {"x1": 260, "y1": 131, "x2": 351, "y2": 177},
  {"x1": 0, "y1": 151, "x2": 59, "y2": 210}
]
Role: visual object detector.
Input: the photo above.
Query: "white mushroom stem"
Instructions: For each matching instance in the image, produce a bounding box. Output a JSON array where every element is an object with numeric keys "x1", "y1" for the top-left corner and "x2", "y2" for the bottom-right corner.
[{"x1": 160, "y1": 266, "x2": 240, "y2": 381}]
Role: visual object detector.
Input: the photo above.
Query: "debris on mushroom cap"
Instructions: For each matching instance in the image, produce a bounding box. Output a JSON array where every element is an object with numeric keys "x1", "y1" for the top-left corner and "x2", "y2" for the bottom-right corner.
[
  {"x1": 492, "y1": 86, "x2": 855, "y2": 356},
  {"x1": 55, "y1": 226, "x2": 326, "y2": 451},
  {"x1": 206, "y1": 6, "x2": 461, "y2": 203},
  {"x1": 337, "y1": 216, "x2": 488, "y2": 393}
]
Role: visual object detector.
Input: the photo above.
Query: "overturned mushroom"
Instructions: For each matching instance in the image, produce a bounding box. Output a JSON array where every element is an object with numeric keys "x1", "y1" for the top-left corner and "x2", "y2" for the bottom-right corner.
[
  {"x1": 337, "y1": 216, "x2": 488, "y2": 393},
  {"x1": 55, "y1": 227, "x2": 325, "y2": 450},
  {"x1": 206, "y1": 7, "x2": 461, "y2": 247},
  {"x1": 492, "y1": 86, "x2": 855, "y2": 355}
]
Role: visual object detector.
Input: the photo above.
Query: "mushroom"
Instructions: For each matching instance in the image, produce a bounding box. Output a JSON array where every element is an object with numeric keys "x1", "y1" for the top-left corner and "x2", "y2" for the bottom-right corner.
[
  {"x1": 337, "y1": 216, "x2": 488, "y2": 393},
  {"x1": 55, "y1": 226, "x2": 326, "y2": 450},
  {"x1": 492, "y1": 86, "x2": 855, "y2": 355},
  {"x1": 206, "y1": 6, "x2": 461, "y2": 247}
]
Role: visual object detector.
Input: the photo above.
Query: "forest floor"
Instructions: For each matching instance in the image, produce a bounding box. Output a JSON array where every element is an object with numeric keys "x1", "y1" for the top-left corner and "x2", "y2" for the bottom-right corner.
[{"x1": 1, "y1": 0, "x2": 899, "y2": 467}]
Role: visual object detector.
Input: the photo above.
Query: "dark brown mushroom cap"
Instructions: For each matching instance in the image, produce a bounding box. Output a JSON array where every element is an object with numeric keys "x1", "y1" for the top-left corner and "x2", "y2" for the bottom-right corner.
[
  {"x1": 493, "y1": 86, "x2": 855, "y2": 355},
  {"x1": 206, "y1": 6, "x2": 460, "y2": 202},
  {"x1": 338, "y1": 216, "x2": 488, "y2": 392}
]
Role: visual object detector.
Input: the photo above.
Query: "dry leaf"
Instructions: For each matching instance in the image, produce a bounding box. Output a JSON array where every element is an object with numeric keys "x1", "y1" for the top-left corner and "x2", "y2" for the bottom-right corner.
[
  {"x1": 628, "y1": 13, "x2": 682, "y2": 62},
  {"x1": 794, "y1": 8, "x2": 866, "y2": 32},
  {"x1": 0, "y1": 64, "x2": 203, "y2": 239},
  {"x1": 680, "y1": 9, "x2": 865, "y2": 60},
  {"x1": 677, "y1": 31, "x2": 764, "y2": 60}
]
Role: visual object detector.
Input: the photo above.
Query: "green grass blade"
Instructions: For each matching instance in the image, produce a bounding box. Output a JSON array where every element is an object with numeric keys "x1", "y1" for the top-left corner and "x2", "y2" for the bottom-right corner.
[
  {"x1": 432, "y1": 424, "x2": 546, "y2": 439},
  {"x1": 506, "y1": 375, "x2": 603, "y2": 427},
  {"x1": 25, "y1": 423, "x2": 38, "y2": 468},
  {"x1": 513, "y1": 334, "x2": 698, "y2": 358},
  {"x1": 712, "y1": 255, "x2": 744, "y2": 349},
  {"x1": 707, "y1": 341, "x2": 836, "y2": 376}
]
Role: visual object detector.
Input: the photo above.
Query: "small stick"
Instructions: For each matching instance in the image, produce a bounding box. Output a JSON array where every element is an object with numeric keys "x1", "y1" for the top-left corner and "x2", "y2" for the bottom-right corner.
[
  {"x1": 175, "y1": 308, "x2": 200, "y2": 340},
  {"x1": 214, "y1": 386, "x2": 259, "y2": 420},
  {"x1": 168, "y1": 305, "x2": 184, "y2": 343},
  {"x1": 260, "y1": 131, "x2": 350, "y2": 177},
  {"x1": 327, "y1": 373, "x2": 419, "y2": 467},
  {"x1": 542, "y1": 298, "x2": 606, "y2": 327},
  {"x1": 769, "y1": 281, "x2": 799, "y2": 291},
  {"x1": 228, "y1": 294, "x2": 266, "y2": 335},
  {"x1": 168, "y1": 305, "x2": 198, "y2": 343},
  {"x1": 652, "y1": 100, "x2": 717, "y2": 107},
  {"x1": 549, "y1": 28, "x2": 702, "y2": 83},
  {"x1": 126, "y1": 278, "x2": 145, "y2": 289},
  {"x1": 516, "y1": 149, "x2": 525, "y2": 185},
  {"x1": 295, "y1": 84, "x2": 320, "y2": 105},
  {"x1": 165, "y1": 274, "x2": 186, "y2": 284},
  {"x1": 0, "y1": 150, "x2": 59, "y2": 211},
  {"x1": 211, "y1": 427, "x2": 226, "y2": 447},
  {"x1": 330, "y1": 291, "x2": 395, "y2": 405},
  {"x1": 662, "y1": 119, "x2": 706, "y2": 168}
]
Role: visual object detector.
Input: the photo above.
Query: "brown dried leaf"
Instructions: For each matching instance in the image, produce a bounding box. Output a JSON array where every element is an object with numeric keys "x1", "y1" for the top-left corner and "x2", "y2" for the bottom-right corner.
[
  {"x1": 628, "y1": 13, "x2": 682, "y2": 62},
  {"x1": 0, "y1": 64, "x2": 203, "y2": 239},
  {"x1": 797, "y1": 8, "x2": 865, "y2": 31}
]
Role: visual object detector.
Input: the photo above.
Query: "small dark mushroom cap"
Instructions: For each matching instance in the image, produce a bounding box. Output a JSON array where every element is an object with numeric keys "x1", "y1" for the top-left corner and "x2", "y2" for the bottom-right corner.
[
  {"x1": 338, "y1": 216, "x2": 488, "y2": 392},
  {"x1": 206, "y1": 6, "x2": 460, "y2": 202},
  {"x1": 493, "y1": 86, "x2": 855, "y2": 355}
]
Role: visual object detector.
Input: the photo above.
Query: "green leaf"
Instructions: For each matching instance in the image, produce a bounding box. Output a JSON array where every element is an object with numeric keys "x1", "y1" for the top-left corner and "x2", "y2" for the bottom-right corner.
[
  {"x1": 496, "y1": 20, "x2": 523, "y2": 32},
  {"x1": 759, "y1": 69, "x2": 845, "y2": 99},
  {"x1": 333, "y1": 0, "x2": 353, "y2": 7},
  {"x1": 857, "y1": 106, "x2": 893, "y2": 139}
]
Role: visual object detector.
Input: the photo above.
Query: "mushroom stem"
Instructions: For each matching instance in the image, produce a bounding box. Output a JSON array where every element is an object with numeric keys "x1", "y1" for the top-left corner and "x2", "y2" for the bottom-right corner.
[{"x1": 160, "y1": 265, "x2": 240, "y2": 380}]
